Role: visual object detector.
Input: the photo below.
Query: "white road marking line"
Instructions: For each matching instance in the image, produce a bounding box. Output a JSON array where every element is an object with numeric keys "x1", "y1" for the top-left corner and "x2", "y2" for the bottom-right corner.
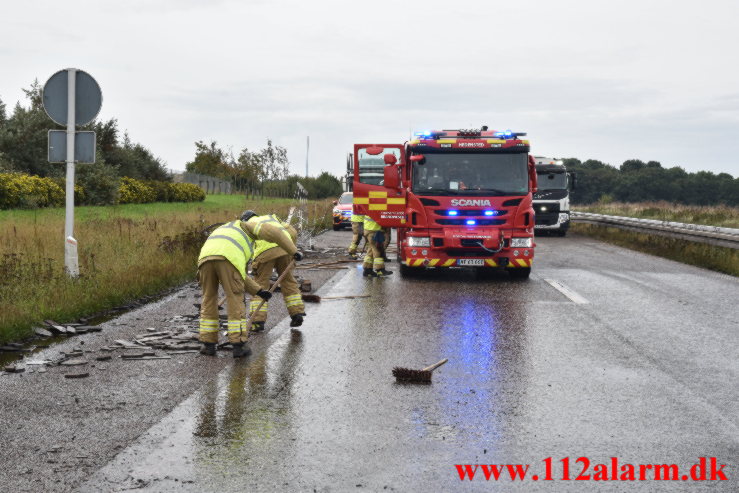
[{"x1": 544, "y1": 279, "x2": 590, "y2": 304}]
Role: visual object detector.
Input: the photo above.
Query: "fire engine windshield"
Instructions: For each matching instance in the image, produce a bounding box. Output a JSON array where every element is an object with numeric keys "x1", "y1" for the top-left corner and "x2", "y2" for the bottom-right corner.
[
  {"x1": 412, "y1": 152, "x2": 529, "y2": 196},
  {"x1": 536, "y1": 171, "x2": 568, "y2": 190}
]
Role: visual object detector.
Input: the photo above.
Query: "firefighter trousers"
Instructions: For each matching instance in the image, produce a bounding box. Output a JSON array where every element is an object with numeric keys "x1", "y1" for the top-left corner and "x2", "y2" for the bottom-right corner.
[
  {"x1": 382, "y1": 227, "x2": 391, "y2": 252},
  {"x1": 198, "y1": 259, "x2": 247, "y2": 344},
  {"x1": 348, "y1": 222, "x2": 364, "y2": 254},
  {"x1": 250, "y1": 254, "x2": 305, "y2": 324},
  {"x1": 362, "y1": 231, "x2": 386, "y2": 271}
]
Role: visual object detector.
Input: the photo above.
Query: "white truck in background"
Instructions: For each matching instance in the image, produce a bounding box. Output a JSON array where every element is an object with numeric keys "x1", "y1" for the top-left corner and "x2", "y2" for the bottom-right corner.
[{"x1": 533, "y1": 156, "x2": 576, "y2": 236}]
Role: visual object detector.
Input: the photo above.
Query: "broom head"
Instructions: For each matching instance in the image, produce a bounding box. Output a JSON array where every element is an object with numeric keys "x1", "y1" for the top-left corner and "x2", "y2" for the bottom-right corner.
[
  {"x1": 302, "y1": 294, "x2": 321, "y2": 303},
  {"x1": 392, "y1": 366, "x2": 433, "y2": 383}
]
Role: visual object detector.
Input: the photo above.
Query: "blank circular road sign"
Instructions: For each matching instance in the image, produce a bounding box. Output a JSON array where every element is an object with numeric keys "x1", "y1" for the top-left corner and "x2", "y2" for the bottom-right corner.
[{"x1": 42, "y1": 69, "x2": 102, "y2": 126}]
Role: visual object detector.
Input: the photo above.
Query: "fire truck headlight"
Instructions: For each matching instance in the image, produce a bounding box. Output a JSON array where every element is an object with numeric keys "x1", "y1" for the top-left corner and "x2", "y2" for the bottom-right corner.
[
  {"x1": 540, "y1": 206, "x2": 548, "y2": 212},
  {"x1": 408, "y1": 236, "x2": 430, "y2": 247},
  {"x1": 510, "y1": 237, "x2": 533, "y2": 248}
]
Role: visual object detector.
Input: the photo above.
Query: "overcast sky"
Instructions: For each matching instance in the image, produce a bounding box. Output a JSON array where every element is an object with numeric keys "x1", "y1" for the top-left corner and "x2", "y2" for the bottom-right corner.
[{"x1": 2, "y1": 0, "x2": 738, "y2": 178}]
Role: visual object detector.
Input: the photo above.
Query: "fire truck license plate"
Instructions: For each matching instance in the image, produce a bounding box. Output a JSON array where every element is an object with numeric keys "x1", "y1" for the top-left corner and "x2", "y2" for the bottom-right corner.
[{"x1": 458, "y1": 259, "x2": 484, "y2": 266}]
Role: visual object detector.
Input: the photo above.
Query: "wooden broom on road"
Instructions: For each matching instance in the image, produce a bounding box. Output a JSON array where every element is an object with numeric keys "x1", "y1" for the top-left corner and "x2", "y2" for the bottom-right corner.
[{"x1": 393, "y1": 358, "x2": 448, "y2": 383}]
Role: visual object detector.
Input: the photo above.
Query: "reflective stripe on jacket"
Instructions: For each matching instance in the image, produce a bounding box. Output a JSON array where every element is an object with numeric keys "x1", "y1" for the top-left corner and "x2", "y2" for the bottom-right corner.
[
  {"x1": 198, "y1": 221, "x2": 255, "y2": 279},
  {"x1": 350, "y1": 213, "x2": 365, "y2": 223}
]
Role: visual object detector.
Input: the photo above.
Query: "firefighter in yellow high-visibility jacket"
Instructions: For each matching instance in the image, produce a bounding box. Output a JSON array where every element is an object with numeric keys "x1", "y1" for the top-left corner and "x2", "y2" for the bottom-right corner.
[
  {"x1": 197, "y1": 210, "x2": 302, "y2": 358},
  {"x1": 347, "y1": 206, "x2": 364, "y2": 259},
  {"x1": 362, "y1": 215, "x2": 393, "y2": 277},
  {"x1": 249, "y1": 215, "x2": 305, "y2": 332}
]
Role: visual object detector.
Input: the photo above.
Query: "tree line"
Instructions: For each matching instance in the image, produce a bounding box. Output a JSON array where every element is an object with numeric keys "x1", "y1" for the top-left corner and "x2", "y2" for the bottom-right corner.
[
  {"x1": 186, "y1": 140, "x2": 343, "y2": 199},
  {"x1": 0, "y1": 79, "x2": 344, "y2": 204},
  {"x1": 0, "y1": 81, "x2": 171, "y2": 205},
  {"x1": 563, "y1": 158, "x2": 738, "y2": 206}
]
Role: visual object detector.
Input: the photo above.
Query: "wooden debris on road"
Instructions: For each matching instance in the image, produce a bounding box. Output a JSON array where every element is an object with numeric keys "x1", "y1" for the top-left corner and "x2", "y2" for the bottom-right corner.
[{"x1": 64, "y1": 372, "x2": 89, "y2": 379}]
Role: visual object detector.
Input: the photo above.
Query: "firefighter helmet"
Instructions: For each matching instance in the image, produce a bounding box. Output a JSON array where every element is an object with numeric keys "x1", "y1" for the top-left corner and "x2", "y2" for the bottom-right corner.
[{"x1": 240, "y1": 210, "x2": 258, "y2": 222}]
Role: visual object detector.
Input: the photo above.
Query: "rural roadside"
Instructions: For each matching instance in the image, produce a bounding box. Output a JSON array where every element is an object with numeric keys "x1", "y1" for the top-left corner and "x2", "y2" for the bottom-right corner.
[{"x1": 0, "y1": 229, "x2": 354, "y2": 493}]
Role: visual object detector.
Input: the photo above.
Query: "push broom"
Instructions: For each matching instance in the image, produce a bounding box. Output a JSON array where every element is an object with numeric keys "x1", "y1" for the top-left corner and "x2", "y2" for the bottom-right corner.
[{"x1": 393, "y1": 358, "x2": 448, "y2": 383}]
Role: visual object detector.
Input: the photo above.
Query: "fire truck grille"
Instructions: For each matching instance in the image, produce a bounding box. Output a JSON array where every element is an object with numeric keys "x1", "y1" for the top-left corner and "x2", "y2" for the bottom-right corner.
[
  {"x1": 446, "y1": 249, "x2": 493, "y2": 257},
  {"x1": 434, "y1": 209, "x2": 507, "y2": 217},
  {"x1": 436, "y1": 219, "x2": 506, "y2": 226}
]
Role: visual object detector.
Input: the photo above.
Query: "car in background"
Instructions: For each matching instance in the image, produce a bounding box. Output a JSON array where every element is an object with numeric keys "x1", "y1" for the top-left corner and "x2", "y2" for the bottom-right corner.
[{"x1": 332, "y1": 192, "x2": 353, "y2": 230}]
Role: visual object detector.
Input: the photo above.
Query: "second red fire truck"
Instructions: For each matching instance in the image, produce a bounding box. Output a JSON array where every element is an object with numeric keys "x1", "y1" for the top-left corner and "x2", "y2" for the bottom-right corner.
[{"x1": 352, "y1": 126, "x2": 538, "y2": 279}]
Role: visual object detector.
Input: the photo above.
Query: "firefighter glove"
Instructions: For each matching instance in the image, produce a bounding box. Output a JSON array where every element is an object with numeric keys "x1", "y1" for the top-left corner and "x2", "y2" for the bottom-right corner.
[{"x1": 257, "y1": 289, "x2": 272, "y2": 301}]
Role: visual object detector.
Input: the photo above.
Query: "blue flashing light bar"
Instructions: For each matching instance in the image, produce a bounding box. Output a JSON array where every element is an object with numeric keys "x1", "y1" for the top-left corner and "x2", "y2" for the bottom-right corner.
[
  {"x1": 414, "y1": 130, "x2": 433, "y2": 137},
  {"x1": 466, "y1": 219, "x2": 477, "y2": 226},
  {"x1": 448, "y1": 210, "x2": 459, "y2": 216},
  {"x1": 484, "y1": 210, "x2": 495, "y2": 216}
]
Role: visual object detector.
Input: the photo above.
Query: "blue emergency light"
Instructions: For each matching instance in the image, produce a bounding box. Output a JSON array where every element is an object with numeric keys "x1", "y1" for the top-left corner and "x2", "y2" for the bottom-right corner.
[
  {"x1": 466, "y1": 219, "x2": 477, "y2": 226},
  {"x1": 448, "y1": 210, "x2": 459, "y2": 216},
  {"x1": 414, "y1": 130, "x2": 433, "y2": 137},
  {"x1": 484, "y1": 210, "x2": 495, "y2": 216}
]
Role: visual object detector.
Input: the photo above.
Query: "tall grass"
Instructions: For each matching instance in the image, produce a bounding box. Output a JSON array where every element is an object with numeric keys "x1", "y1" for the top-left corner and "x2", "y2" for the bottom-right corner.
[
  {"x1": 0, "y1": 195, "x2": 333, "y2": 344},
  {"x1": 572, "y1": 223, "x2": 739, "y2": 277},
  {"x1": 574, "y1": 201, "x2": 739, "y2": 229}
]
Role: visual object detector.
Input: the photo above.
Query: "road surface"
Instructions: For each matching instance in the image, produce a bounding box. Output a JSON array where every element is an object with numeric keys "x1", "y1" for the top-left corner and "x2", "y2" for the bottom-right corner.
[{"x1": 1, "y1": 231, "x2": 737, "y2": 492}]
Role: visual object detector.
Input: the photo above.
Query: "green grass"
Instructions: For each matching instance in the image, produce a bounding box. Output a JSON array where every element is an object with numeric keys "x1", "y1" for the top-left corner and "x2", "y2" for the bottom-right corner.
[
  {"x1": 0, "y1": 194, "x2": 333, "y2": 344},
  {"x1": 572, "y1": 223, "x2": 739, "y2": 277},
  {"x1": 574, "y1": 201, "x2": 739, "y2": 229}
]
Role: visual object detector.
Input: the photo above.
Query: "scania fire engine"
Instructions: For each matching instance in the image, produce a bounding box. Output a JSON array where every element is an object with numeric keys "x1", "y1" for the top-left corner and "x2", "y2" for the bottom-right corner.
[{"x1": 352, "y1": 127, "x2": 537, "y2": 279}]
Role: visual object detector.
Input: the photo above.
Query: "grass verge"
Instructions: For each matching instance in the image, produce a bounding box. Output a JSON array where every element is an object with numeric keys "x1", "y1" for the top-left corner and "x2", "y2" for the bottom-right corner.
[
  {"x1": 573, "y1": 201, "x2": 739, "y2": 229},
  {"x1": 571, "y1": 223, "x2": 739, "y2": 277},
  {"x1": 0, "y1": 194, "x2": 333, "y2": 344}
]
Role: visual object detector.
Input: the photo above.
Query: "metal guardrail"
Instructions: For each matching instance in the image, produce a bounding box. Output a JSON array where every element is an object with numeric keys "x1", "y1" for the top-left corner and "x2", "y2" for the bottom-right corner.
[{"x1": 570, "y1": 212, "x2": 739, "y2": 249}]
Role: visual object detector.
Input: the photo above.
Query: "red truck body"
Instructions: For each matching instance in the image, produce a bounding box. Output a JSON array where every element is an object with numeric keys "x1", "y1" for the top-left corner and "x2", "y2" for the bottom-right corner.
[{"x1": 352, "y1": 128, "x2": 537, "y2": 278}]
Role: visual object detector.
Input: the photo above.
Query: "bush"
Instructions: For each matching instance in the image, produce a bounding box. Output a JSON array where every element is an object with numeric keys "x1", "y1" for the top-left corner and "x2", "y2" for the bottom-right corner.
[
  {"x1": 144, "y1": 180, "x2": 175, "y2": 202},
  {"x1": 50, "y1": 178, "x2": 85, "y2": 205},
  {"x1": 0, "y1": 172, "x2": 65, "y2": 209},
  {"x1": 76, "y1": 163, "x2": 119, "y2": 205},
  {"x1": 0, "y1": 172, "x2": 204, "y2": 209},
  {"x1": 170, "y1": 182, "x2": 205, "y2": 202},
  {"x1": 118, "y1": 177, "x2": 156, "y2": 204}
]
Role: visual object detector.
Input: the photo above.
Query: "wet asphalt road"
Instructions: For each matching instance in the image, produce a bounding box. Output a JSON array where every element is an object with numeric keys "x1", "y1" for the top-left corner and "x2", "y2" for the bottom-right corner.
[{"x1": 68, "y1": 231, "x2": 738, "y2": 492}]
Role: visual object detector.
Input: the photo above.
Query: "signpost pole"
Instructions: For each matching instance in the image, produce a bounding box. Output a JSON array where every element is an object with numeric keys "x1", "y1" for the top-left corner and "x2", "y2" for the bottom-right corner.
[{"x1": 64, "y1": 68, "x2": 79, "y2": 277}]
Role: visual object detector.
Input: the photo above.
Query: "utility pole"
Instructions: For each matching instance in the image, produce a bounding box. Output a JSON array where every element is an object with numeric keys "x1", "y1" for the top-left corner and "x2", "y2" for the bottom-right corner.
[{"x1": 305, "y1": 136, "x2": 310, "y2": 177}]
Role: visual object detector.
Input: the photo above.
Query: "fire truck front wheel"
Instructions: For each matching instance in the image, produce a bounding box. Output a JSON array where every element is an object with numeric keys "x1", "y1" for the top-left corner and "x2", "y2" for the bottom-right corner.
[
  {"x1": 507, "y1": 267, "x2": 531, "y2": 280},
  {"x1": 399, "y1": 262, "x2": 416, "y2": 277}
]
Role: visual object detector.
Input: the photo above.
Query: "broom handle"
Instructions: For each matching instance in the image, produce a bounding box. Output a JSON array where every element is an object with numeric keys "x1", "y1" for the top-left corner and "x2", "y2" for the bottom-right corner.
[
  {"x1": 422, "y1": 358, "x2": 448, "y2": 372},
  {"x1": 243, "y1": 260, "x2": 296, "y2": 330}
]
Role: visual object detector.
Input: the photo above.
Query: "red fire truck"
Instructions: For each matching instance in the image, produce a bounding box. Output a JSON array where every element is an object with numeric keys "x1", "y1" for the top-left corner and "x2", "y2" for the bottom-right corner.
[{"x1": 352, "y1": 127, "x2": 537, "y2": 279}]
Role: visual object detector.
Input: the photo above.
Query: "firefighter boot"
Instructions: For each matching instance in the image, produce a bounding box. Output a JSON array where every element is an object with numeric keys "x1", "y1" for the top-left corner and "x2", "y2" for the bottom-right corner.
[
  {"x1": 199, "y1": 343, "x2": 216, "y2": 356},
  {"x1": 375, "y1": 268, "x2": 394, "y2": 277},
  {"x1": 251, "y1": 321, "x2": 265, "y2": 332},
  {"x1": 232, "y1": 343, "x2": 252, "y2": 358},
  {"x1": 290, "y1": 313, "x2": 304, "y2": 327},
  {"x1": 363, "y1": 268, "x2": 378, "y2": 277}
]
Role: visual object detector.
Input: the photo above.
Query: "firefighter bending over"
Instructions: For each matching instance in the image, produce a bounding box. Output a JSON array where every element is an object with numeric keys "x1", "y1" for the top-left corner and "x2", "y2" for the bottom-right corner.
[
  {"x1": 362, "y1": 215, "x2": 393, "y2": 277},
  {"x1": 347, "y1": 206, "x2": 364, "y2": 259},
  {"x1": 197, "y1": 210, "x2": 302, "y2": 358},
  {"x1": 250, "y1": 215, "x2": 306, "y2": 331}
]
